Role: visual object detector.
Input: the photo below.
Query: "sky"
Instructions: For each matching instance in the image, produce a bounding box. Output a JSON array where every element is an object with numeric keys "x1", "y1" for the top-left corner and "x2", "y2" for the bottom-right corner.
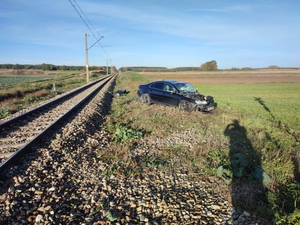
[{"x1": 0, "y1": 0, "x2": 299, "y2": 69}]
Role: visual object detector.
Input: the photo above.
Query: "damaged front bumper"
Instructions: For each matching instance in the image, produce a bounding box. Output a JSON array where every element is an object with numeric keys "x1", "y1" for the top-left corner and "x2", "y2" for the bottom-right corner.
[{"x1": 195, "y1": 102, "x2": 215, "y2": 112}]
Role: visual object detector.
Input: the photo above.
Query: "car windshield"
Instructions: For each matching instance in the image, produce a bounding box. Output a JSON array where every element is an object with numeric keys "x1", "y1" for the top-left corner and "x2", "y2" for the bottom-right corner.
[{"x1": 174, "y1": 82, "x2": 196, "y2": 93}]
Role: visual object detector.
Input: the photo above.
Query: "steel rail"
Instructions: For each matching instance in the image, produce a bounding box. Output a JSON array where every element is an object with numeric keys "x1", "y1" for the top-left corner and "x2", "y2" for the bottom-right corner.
[{"x1": 0, "y1": 76, "x2": 108, "y2": 129}]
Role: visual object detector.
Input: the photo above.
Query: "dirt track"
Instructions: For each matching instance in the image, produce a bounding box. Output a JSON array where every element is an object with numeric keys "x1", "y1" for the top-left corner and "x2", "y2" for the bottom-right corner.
[{"x1": 140, "y1": 70, "x2": 300, "y2": 84}]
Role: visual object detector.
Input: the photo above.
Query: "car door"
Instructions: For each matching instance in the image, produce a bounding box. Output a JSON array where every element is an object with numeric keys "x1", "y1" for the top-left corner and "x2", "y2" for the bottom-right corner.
[
  {"x1": 163, "y1": 83, "x2": 180, "y2": 106},
  {"x1": 149, "y1": 82, "x2": 165, "y2": 103}
]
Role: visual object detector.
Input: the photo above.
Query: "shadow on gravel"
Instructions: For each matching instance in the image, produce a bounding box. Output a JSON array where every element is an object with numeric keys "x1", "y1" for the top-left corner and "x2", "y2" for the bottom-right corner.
[{"x1": 224, "y1": 119, "x2": 274, "y2": 224}]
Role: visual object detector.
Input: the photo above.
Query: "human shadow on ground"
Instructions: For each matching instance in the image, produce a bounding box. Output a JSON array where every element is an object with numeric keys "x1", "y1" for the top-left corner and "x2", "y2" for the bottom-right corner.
[
  {"x1": 223, "y1": 96, "x2": 300, "y2": 223},
  {"x1": 224, "y1": 119, "x2": 274, "y2": 224}
]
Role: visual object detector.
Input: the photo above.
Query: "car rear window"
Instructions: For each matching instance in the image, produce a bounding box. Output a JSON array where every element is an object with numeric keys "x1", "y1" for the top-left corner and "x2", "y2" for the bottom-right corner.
[{"x1": 153, "y1": 82, "x2": 164, "y2": 90}]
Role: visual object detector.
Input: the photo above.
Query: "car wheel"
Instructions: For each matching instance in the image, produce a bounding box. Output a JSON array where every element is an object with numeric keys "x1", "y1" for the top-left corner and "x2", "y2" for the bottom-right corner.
[
  {"x1": 178, "y1": 100, "x2": 194, "y2": 112},
  {"x1": 141, "y1": 93, "x2": 151, "y2": 105}
]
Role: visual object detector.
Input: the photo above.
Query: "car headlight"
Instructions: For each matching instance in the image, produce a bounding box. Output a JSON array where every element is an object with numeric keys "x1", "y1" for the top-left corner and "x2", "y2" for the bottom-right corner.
[{"x1": 195, "y1": 100, "x2": 207, "y2": 104}]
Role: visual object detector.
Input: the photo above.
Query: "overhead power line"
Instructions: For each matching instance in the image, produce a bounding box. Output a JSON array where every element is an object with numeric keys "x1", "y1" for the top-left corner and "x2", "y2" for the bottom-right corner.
[
  {"x1": 73, "y1": 0, "x2": 99, "y2": 36},
  {"x1": 68, "y1": 0, "x2": 111, "y2": 60}
]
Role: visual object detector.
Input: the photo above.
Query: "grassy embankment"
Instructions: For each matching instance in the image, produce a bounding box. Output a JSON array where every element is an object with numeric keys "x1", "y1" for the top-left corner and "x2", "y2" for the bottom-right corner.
[
  {"x1": 105, "y1": 71, "x2": 300, "y2": 224},
  {"x1": 0, "y1": 70, "x2": 105, "y2": 119}
]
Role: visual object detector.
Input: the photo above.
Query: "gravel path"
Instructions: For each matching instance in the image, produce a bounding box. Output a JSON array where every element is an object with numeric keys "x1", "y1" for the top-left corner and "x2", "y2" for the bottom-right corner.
[{"x1": 0, "y1": 79, "x2": 270, "y2": 224}]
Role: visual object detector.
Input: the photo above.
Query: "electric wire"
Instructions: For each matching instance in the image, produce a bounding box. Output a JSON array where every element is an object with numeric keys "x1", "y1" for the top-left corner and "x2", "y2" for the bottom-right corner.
[
  {"x1": 73, "y1": 0, "x2": 100, "y2": 37},
  {"x1": 68, "y1": 0, "x2": 111, "y2": 60}
]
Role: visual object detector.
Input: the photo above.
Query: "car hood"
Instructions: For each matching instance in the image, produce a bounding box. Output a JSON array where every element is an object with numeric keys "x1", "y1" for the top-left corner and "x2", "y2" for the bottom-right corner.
[{"x1": 181, "y1": 92, "x2": 204, "y2": 100}]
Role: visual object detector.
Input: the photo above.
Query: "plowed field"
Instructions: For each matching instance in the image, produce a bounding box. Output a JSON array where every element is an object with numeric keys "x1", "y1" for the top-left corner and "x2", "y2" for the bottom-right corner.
[{"x1": 140, "y1": 69, "x2": 300, "y2": 84}]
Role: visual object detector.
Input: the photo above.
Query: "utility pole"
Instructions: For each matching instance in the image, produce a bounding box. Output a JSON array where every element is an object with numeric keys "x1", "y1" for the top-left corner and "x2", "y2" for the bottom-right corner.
[
  {"x1": 101, "y1": 46, "x2": 111, "y2": 76},
  {"x1": 84, "y1": 33, "x2": 104, "y2": 83},
  {"x1": 85, "y1": 33, "x2": 89, "y2": 83},
  {"x1": 106, "y1": 59, "x2": 113, "y2": 75},
  {"x1": 106, "y1": 59, "x2": 108, "y2": 76}
]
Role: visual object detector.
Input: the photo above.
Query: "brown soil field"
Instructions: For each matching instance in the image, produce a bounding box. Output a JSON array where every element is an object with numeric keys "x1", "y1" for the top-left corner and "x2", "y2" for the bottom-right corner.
[
  {"x1": 0, "y1": 69, "x2": 47, "y2": 76},
  {"x1": 140, "y1": 69, "x2": 300, "y2": 84},
  {"x1": 1, "y1": 69, "x2": 300, "y2": 84}
]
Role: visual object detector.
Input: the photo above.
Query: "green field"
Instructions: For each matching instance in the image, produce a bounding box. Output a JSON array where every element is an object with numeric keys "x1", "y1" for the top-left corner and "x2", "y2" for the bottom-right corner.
[
  {"x1": 0, "y1": 75, "x2": 57, "y2": 88},
  {"x1": 196, "y1": 82, "x2": 300, "y2": 133},
  {"x1": 0, "y1": 70, "x2": 84, "y2": 87},
  {"x1": 107, "y1": 72, "x2": 300, "y2": 224},
  {"x1": 0, "y1": 70, "x2": 105, "y2": 119}
]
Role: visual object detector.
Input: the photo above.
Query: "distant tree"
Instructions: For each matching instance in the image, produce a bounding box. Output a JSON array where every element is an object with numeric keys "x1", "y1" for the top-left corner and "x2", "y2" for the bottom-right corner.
[
  {"x1": 241, "y1": 67, "x2": 253, "y2": 70},
  {"x1": 268, "y1": 65, "x2": 279, "y2": 69},
  {"x1": 41, "y1": 63, "x2": 49, "y2": 71},
  {"x1": 111, "y1": 66, "x2": 117, "y2": 73},
  {"x1": 0, "y1": 64, "x2": 87, "y2": 71},
  {"x1": 13, "y1": 64, "x2": 22, "y2": 70},
  {"x1": 61, "y1": 65, "x2": 68, "y2": 71},
  {"x1": 200, "y1": 60, "x2": 218, "y2": 71},
  {"x1": 40, "y1": 63, "x2": 57, "y2": 71},
  {"x1": 25, "y1": 65, "x2": 33, "y2": 70},
  {"x1": 0, "y1": 64, "x2": 11, "y2": 69}
]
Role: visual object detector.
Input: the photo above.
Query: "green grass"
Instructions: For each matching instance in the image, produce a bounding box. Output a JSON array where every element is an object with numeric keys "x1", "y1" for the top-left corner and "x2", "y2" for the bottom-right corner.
[
  {"x1": 196, "y1": 83, "x2": 300, "y2": 183},
  {"x1": 105, "y1": 71, "x2": 300, "y2": 224},
  {"x1": 195, "y1": 83, "x2": 300, "y2": 131},
  {"x1": 0, "y1": 71, "x2": 105, "y2": 119},
  {"x1": 0, "y1": 75, "x2": 58, "y2": 88},
  {"x1": 197, "y1": 83, "x2": 299, "y2": 175},
  {"x1": 202, "y1": 82, "x2": 300, "y2": 224}
]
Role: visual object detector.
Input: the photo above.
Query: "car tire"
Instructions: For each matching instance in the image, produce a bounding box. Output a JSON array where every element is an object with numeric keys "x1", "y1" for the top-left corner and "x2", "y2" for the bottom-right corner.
[
  {"x1": 141, "y1": 93, "x2": 151, "y2": 105},
  {"x1": 178, "y1": 100, "x2": 194, "y2": 112}
]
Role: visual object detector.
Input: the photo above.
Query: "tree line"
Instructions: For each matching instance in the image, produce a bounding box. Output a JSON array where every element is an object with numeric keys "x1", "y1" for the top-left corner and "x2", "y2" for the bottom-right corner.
[
  {"x1": 0, "y1": 64, "x2": 106, "y2": 71},
  {"x1": 120, "y1": 67, "x2": 168, "y2": 72},
  {"x1": 2, "y1": 62, "x2": 289, "y2": 73},
  {"x1": 119, "y1": 62, "x2": 217, "y2": 72}
]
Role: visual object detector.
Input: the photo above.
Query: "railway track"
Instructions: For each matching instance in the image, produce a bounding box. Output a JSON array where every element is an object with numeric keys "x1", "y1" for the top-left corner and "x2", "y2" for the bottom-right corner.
[{"x1": 0, "y1": 74, "x2": 116, "y2": 176}]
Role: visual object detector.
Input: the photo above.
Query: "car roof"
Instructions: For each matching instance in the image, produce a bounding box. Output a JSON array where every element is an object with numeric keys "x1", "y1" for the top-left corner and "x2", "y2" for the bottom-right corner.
[{"x1": 159, "y1": 80, "x2": 185, "y2": 84}]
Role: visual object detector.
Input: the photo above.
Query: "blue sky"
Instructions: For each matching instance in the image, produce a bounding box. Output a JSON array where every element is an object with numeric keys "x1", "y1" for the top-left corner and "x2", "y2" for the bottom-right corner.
[{"x1": 0, "y1": 0, "x2": 299, "y2": 69}]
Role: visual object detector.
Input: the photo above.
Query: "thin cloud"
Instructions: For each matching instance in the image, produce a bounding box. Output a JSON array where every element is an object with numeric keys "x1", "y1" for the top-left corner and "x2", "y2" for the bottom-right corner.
[
  {"x1": 80, "y1": 2, "x2": 255, "y2": 44},
  {"x1": 0, "y1": 0, "x2": 299, "y2": 68}
]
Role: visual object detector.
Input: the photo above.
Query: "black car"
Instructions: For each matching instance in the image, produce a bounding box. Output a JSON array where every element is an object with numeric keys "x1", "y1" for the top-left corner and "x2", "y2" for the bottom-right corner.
[{"x1": 137, "y1": 80, "x2": 215, "y2": 112}]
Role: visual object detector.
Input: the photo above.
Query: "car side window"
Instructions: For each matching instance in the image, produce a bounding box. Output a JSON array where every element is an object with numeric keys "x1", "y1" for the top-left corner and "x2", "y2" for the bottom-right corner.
[
  {"x1": 153, "y1": 82, "x2": 164, "y2": 90},
  {"x1": 165, "y1": 84, "x2": 175, "y2": 92}
]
